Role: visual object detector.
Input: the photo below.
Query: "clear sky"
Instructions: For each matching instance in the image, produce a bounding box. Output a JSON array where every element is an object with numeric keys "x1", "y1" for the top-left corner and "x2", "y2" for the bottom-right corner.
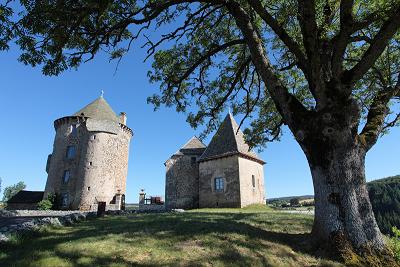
[{"x1": 0, "y1": 40, "x2": 399, "y2": 203}]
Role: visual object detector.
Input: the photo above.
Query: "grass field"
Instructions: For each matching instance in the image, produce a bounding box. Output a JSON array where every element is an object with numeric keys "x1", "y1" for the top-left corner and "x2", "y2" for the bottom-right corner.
[{"x1": 0, "y1": 205, "x2": 343, "y2": 266}]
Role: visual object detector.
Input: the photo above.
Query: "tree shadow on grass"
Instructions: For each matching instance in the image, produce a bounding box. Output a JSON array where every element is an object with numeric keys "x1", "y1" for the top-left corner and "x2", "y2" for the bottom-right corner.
[{"x1": 0, "y1": 212, "x2": 339, "y2": 266}]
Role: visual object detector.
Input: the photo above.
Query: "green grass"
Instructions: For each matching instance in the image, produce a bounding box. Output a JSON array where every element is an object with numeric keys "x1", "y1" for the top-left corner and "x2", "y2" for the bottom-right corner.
[{"x1": 0, "y1": 206, "x2": 343, "y2": 266}]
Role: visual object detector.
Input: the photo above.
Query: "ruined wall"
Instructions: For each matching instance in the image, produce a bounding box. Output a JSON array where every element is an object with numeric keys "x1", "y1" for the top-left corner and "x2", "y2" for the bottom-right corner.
[
  {"x1": 44, "y1": 117, "x2": 132, "y2": 210},
  {"x1": 165, "y1": 154, "x2": 200, "y2": 209},
  {"x1": 198, "y1": 156, "x2": 241, "y2": 208},
  {"x1": 238, "y1": 157, "x2": 265, "y2": 207}
]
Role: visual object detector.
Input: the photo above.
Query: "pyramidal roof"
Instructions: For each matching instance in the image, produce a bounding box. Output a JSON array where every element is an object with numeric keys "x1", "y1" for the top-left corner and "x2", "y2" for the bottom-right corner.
[
  {"x1": 199, "y1": 113, "x2": 263, "y2": 163},
  {"x1": 181, "y1": 136, "x2": 206, "y2": 149},
  {"x1": 73, "y1": 96, "x2": 120, "y2": 123},
  {"x1": 173, "y1": 136, "x2": 206, "y2": 156}
]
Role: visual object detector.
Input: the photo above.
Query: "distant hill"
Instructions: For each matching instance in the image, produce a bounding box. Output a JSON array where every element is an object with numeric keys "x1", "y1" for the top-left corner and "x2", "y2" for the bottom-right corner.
[
  {"x1": 367, "y1": 175, "x2": 400, "y2": 235},
  {"x1": 267, "y1": 195, "x2": 314, "y2": 202}
]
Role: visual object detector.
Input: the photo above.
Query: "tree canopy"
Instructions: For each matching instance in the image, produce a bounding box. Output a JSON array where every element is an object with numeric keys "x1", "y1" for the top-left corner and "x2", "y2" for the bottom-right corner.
[
  {"x1": 1, "y1": 0, "x2": 399, "y2": 148},
  {"x1": 2, "y1": 181, "x2": 26, "y2": 202}
]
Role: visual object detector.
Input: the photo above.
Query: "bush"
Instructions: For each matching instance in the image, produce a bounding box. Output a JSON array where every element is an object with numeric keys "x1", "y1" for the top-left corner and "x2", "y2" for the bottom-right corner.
[
  {"x1": 37, "y1": 199, "x2": 53, "y2": 210},
  {"x1": 390, "y1": 226, "x2": 400, "y2": 263},
  {"x1": 290, "y1": 198, "x2": 300, "y2": 206}
]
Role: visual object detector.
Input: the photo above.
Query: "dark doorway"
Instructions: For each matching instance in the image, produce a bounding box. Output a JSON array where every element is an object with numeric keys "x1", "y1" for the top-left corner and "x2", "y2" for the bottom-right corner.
[
  {"x1": 121, "y1": 194, "x2": 126, "y2": 210},
  {"x1": 97, "y1": 202, "x2": 106, "y2": 217}
]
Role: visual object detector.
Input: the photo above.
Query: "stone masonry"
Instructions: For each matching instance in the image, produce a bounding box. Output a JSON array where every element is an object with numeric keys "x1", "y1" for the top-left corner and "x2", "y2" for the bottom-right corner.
[
  {"x1": 44, "y1": 96, "x2": 133, "y2": 211},
  {"x1": 165, "y1": 113, "x2": 266, "y2": 209}
]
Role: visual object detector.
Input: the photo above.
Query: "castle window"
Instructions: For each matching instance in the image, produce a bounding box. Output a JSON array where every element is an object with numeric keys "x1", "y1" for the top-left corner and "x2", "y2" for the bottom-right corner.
[
  {"x1": 214, "y1": 177, "x2": 224, "y2": 192},
  {"x1": 87, "y1": 186, "x2": 90, "y2": 191},
  {"x1": 63, "y1": 170, "x2": 70, "y2": 183},
  {"x1": 89, "y1": 162, "x2": 92, "y2": 166},
  {"x1": 71, "y1": 124, "x2": 77, "y2": 136},
  {"x1": 252, "y1": 175, "x2": 256, "y2": 188},
  {"x1": 91, "y1": 135, "x2": 96, "y2": 140},
  {"x1": 66, "y1": 146, "x2": 76, "y2": 159},
  {"x1": 191, "y1": 157, "x2": 196, "y2": 165},
  {"x1": 61, "y1": 193, "x2": 69, "y2": 207}
]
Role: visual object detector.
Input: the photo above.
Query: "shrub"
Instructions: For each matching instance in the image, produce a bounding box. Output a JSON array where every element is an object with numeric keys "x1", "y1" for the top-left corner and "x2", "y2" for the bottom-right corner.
[
  {"x1": 37, "y1": 199, "x2": 53, "y2": 210},
  {"x1": 390, "y1": 226, "x2": 400, "y2": 263},
  {"x1": 290, "y1": 198, "x2": 300, "y2": 206}
]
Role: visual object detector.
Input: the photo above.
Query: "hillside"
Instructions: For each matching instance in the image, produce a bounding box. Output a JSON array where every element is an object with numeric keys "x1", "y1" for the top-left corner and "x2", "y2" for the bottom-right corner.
[
  {"x1": 0, "y1": 206, "x2": 343, "y2": 266},
  {"x1": 367, "y1": 175, "x2": 400, "y2": 235},
  {"x1": 267, "y1": 195, "x2": 314, "y2": 202}
]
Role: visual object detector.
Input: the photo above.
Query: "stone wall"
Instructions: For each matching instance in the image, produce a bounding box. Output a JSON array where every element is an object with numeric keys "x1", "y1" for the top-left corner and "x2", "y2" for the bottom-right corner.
[
  {"x1": 238, "y1": 157, "x2": 265, "y2": 207},
  {"x1": 44, "y1": 116, "x2": 132, "y2": 211},
  {"x1": 165, "y1": 154, "x2": 200, "y2": 209},
  {"x1": 138, "y1": 203, "x2": 166, "y2": 212},
  {"x1": 5, "y1": 203, "x2": 38, "y2": 210},
  {"x1": 198, "y1": 155, "x2": 241, "y2": 208}
]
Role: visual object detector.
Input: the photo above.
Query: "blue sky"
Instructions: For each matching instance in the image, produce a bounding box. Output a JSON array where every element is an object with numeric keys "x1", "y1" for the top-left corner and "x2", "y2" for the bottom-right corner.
[{"x1": 0, "y1": 40, "x2": 399, "y2": 203}]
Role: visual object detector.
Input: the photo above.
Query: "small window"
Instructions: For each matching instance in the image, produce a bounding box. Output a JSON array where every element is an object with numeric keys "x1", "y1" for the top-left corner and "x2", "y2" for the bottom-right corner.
[
  {"x1": 91, "y1": 135, "x2": 96, "y2": 140},
  {"x1": 89, "y1": 162, "x2": 93, "y2": 166},
  {"x1": 66, "y1": 146, "x2": 76, "y2": 159},
  {"x1": 63, "y1": 170, "x2": 70, "y2": 183},
  {"x1": 71, "y1": 124, "x2": 77, "y2": 136},
  {"x1": 191, "y1": 157, "x2": 196, "y2": 165},
  {"x1": 87, "y1": 186, "x2": 91, "y2": 191},
  {"x1": 214, "y1": 177, "x2": 224, "y2": 192},
  {"x1": 252, "y1": 175, "x2": 256, "y2": 188},
  {"x1": 62, "y1": 193, "x2": 69, "y2": 207}
]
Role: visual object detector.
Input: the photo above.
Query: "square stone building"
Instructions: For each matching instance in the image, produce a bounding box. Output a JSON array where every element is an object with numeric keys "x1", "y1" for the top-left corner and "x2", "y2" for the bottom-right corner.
[{"x1": 165, "y1": 113, "x2": 265, "y2": 209}]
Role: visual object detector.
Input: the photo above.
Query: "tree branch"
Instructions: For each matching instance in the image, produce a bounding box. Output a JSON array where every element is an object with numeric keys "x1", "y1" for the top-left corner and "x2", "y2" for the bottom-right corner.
[
  {"x1": 297, "y1": 0, "x2": 326, "y2": 108},
  {"x1": 359, "y1": 74, "x2": 400, "y2": 151},
  {"x1": 246, "y1": 0, "x2": 309, "y2": 76},
  {"x1": 331, "y1": 0, "x2": 354, "y2": 75},
  {"x1": 343, "y1": 5, "x2": 400, "y2": 85},
  {"x1": 227, "y1": 1, "x2": 309, "y2": 131}
]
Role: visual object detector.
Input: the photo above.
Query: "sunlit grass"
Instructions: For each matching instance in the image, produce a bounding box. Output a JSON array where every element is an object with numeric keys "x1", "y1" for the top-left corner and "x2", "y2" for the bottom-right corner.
[{"x1": 0, "y1": 206, "x2": 343, "y2": 266}]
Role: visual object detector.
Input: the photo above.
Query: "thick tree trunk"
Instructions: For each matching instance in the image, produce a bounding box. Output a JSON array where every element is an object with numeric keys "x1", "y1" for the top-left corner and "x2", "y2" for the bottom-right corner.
[{"x1": 304, "y1": 141, "x2": 396, "y2": 265}]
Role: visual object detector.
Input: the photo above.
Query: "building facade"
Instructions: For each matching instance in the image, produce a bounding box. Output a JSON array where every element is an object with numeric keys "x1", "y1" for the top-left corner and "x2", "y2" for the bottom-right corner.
[
  {"x1": 44, "y1": 96, "x2": 133, "y2": 211},
  {"x1": 165, "y1": 113, "x2": 265, "y2": 209}
]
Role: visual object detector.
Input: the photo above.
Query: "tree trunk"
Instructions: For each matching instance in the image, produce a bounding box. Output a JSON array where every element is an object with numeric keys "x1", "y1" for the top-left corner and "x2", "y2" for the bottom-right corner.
[{"x1": 304, "y1": 140, "x2": 396, "y2": 265}]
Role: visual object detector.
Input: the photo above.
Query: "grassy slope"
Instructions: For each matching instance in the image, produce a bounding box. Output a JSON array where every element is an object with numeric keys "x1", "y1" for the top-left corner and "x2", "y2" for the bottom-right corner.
[{"x1": 0, "y1": 206, "x2": 343, "y2": 267}]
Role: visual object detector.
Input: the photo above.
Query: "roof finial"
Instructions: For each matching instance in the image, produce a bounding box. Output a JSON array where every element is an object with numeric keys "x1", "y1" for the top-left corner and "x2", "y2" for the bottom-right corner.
[{"x1": 100, "y1": 90, "x2": 104, "y2": 98}]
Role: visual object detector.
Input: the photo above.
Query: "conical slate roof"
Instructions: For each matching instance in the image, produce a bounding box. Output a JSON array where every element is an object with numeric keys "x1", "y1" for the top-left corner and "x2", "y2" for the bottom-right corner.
[
  {"x1": 173, "y1": 136, "x2": 206, "y2": 156},
  {"x1": 74, "y1": 96, "x2": 119, "y2": 123},
  {"x1": 199, "y1": 113, "x2": 263, "y2": 163}
]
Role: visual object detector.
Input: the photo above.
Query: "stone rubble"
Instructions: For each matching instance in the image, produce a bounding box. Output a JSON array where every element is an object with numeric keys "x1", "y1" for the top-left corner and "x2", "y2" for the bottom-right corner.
[{"x1": 0, "y1": 210, "x2": 100, "y2": 242}]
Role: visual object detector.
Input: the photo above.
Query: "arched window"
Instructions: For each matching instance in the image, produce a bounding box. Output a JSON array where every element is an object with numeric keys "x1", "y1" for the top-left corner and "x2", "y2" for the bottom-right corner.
[
  {"x1": 214, "y1": 177, "x2": 224, "y2": 192},
  {"x1": 66, "y1": 146, "x2": 76, "y2": 159},
  {"x1": 63, "y1": 170, "x2": 70, "y2": 183}
]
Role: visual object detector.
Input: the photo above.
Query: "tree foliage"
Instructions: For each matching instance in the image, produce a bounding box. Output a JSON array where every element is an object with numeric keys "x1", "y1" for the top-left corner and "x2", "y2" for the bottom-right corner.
[
  {"x1": 0, "y1": 0, "x2": 398, "y2": 147},
  {"x1": 2, "y1": 181, "x2": 26, "y2": 202},
  {"x1": 368, "y1": 175, "x2": 400, "y2": 235}
]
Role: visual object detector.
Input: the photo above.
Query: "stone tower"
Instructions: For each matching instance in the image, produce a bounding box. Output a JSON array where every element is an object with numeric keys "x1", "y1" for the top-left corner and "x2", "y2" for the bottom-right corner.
[
  {"x1": 165, "y1": 137, "x2": 206, "y2": 209},
  {"x1": 44, "y1": 96, "x2": 133, "y2": 211}
]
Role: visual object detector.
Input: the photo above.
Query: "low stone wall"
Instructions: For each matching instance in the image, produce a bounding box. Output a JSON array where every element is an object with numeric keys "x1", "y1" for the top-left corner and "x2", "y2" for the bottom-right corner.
[
  {"x1": 138, "y1": 203, "x2": 166, "y2": 212},
  {"x1": 0, "y1": 211, "x2": 97, "y2": 242},
  {"x1": 0, "y1": 210, "x2": 86, "y2": 217}
]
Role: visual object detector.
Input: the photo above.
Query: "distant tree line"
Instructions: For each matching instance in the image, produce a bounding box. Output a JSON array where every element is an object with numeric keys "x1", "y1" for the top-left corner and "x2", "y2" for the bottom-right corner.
[{"x1": 368, "y1": 175, "x2": 400, "y2": 235}]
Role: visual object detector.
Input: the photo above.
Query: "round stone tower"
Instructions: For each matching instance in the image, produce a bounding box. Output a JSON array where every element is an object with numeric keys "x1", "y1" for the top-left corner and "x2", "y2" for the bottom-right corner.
[{"x1": 44, "y1": 96, "x2": 133, "y2": 211}]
